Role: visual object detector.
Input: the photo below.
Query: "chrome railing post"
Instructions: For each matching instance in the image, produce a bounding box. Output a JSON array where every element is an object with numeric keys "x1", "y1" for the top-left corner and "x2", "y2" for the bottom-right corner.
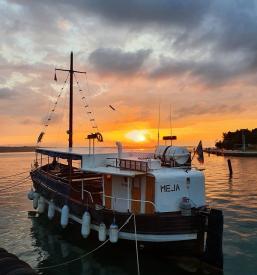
[{"x1": 81, "y1": 180, "x2": 84, "y2": 200}]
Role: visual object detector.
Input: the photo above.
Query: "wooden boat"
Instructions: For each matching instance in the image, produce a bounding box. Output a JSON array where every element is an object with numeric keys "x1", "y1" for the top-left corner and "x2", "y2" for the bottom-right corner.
[{"x1": 29, "y1": 52, "x2": 223, "y2": 268}]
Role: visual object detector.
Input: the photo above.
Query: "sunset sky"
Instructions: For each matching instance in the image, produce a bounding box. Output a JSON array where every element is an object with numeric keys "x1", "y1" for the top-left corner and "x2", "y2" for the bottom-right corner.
[{"x1": 1, "y1": 0, "x2": 257, "y2": 147}]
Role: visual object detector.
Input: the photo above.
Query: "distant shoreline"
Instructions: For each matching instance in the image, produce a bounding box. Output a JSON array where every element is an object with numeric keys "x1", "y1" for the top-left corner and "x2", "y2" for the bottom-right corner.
[
  {"x1": 204, "y1": 148, "x2": 257, "y2": 157},
  {"x1": 0, "y1": 146, "x2": 36, "y2": 153}
]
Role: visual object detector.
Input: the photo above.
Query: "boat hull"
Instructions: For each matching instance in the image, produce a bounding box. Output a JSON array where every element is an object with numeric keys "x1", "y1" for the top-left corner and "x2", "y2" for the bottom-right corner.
[{"x1": 30, "y1": 168, "x2": 206, "y2": 257}]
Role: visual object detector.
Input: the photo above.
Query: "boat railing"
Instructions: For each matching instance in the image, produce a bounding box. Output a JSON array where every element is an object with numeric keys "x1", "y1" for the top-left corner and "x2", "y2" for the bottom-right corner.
[
  {"x1": 106, "y1": 158, "x2": 148, "y2": 173},
  {"x1": 80, "y1": 182, "x2": 156, "y2": 211},
  {"x1": 104, "y1": 195, "x2": 157, "y2": 211},
  {"x1": 81, "y1": 180, "x2": 103, "y2": 204}
]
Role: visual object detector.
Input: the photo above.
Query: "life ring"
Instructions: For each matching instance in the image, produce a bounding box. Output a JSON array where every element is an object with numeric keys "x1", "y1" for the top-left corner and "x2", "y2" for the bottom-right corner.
[{"x1": 96, "y1": 132, "x2": 103, "y2": 142}]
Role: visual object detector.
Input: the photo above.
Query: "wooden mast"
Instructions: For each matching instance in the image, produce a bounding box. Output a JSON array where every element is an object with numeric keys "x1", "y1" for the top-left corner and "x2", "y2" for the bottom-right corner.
[
  {"x1": 69, "y1": 52, "x2": 73, "y2": 148},
  {"x1": 55, "y1": 52, "x2": 87, "y2": 149}
]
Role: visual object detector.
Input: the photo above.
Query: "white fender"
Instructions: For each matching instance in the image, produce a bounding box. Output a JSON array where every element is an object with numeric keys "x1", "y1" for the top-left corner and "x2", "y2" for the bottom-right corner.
[
  {"x1": 98, "y1": 223, "x2": 107, "y2": 242},
  {"x1": 33, "y1": 193, "x2": 39, "y2": 209},
  {"x1": 38, "y1": 196, "x2": 45, "y2": 214},
  {"x1": 48, "y1": 199, "x2": 55, "y2": 220},
  {"x1": 81, "y1": 211, "x2": 91, "y2": 238},
  {"x1": 61, "y1": 205, "x2": 69, "y2": 228},
  {"x1": 109, "y1": 223, "x2": 119, "y2": 243},
  {"x1": 27, "y1": 189, "x2": 34, "y2": 200}
]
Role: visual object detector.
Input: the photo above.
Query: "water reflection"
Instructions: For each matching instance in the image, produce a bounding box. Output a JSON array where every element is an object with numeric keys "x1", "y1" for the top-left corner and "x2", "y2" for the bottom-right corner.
[
  {"x1": 29, "y1": 216, "x2": 183, "y2": 275},
  {"x1": 1, "y1": 152, "x2": 257, "y2": 274}
]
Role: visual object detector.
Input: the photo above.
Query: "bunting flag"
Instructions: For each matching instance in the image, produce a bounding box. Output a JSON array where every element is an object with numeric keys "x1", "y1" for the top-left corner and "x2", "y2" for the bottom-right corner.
[
  {"x1": 109, "y1": 105, "x2": 116, "y2": 111},
  {"x1": 195, "y1": 140, "x2": 204, "y2": 164},
  {"x1": 37, "y1": 132, "x2": 45, "y2": 144}
]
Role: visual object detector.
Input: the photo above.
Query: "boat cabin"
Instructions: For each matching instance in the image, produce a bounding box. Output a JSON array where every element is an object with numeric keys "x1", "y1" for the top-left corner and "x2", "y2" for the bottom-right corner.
[{"x1": 34, "y1": 146, "x2": 205, "y2": 215}]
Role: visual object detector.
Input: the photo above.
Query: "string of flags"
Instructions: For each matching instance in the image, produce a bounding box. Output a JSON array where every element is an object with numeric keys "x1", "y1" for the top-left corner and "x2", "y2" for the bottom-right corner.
[
  {"x1": 109, "y1": 105, "x2": 116, "y2": 111},
  {"x1": 73, "y1": 73, "x2": 99, "y2": 131},
  {"x1": 36, "y1": 73, "x2": 69, "y2": 145}
]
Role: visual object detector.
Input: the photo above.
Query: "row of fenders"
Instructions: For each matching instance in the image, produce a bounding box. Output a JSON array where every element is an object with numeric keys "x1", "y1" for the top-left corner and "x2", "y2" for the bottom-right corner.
[{"x1": 28, "y1": 190, "x2": 119, "y2": 243}]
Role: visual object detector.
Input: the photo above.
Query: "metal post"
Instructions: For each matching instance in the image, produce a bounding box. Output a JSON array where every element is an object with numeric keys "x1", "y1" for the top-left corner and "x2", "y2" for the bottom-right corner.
[
  {"x1": 81, "y1": 180, "x2": 84, "y2": 200},
  {"x1": 242, "y1": 131, "x2": 246, "y2": 152},
  {"x1": 127, "y1": 177, "x2": 131, "y2": 211},
  {"x1": 227, "y1": 159, "x2": 233, "y2": 176},
  {"x1": 102, "y1": 175, "x2": 105, "y2": 206}
]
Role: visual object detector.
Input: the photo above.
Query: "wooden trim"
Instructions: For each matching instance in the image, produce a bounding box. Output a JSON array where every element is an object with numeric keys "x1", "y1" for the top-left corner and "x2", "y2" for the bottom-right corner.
[
  {"x1": 145, "y1": 176, "x2": 155, "y2": 214},
  {"x1": 131, "y1": 177, "x2": 141, "y2": 214},
  {"x1": 104, "y1": 174, "x2": 112, "y2": 209}
]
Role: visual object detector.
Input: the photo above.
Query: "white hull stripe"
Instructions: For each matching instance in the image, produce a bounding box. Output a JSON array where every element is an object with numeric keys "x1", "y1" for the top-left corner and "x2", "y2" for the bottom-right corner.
[{"x1": 43, "y1": 198, "x2": 197, "y2": 242}]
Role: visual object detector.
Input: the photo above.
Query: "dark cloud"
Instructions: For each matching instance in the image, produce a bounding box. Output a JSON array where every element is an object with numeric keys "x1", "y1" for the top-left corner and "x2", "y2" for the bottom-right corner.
[
  {"x1": 89, "y1": 48, "x2": 151, "y2": 75},
  {"x1": 5, "y1": 0, "x2": 257, "y2": 86},
  {"x1": 174, "y1": 103, "x2": 245, "y2": 119},
  {"x1": 149, "y1": 56, "x2": 251, "y2": 86},
  {"x1": 9, "y1": 0, "x2": 210, "y2": 27},
  {"x1": 78, "y1": 0, "x2": 210, "y2": 28}
]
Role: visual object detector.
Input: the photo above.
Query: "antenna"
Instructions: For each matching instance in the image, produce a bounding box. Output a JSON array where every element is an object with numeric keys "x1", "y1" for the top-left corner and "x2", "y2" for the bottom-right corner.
[
  {"x1": 169, "y1": 104, "x2": 172, "y2": 146},
  {"x1": 157, "y1": 101, "x2": 160, "y2": 146}
]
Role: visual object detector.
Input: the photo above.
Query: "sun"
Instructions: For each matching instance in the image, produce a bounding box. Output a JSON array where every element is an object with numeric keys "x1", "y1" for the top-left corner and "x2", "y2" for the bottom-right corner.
[{"x1": 125, "y1": 130, "x2": 148, "y2": 143}]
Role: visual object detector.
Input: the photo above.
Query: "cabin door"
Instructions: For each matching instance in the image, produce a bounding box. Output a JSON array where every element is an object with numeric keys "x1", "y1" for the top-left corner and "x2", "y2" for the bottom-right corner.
[
  {"x1": 145, "y1": 176, "x2": 155, "y2": 214},
  {"x1": 104, "y1": 174, "x2": 112, "y2": 209},
  {"x1": 131, "y1": 177, "x2": 141, "y2": 214},
  {"x1": 111, "y1": 176, "x2": 130, "y2": 212}
]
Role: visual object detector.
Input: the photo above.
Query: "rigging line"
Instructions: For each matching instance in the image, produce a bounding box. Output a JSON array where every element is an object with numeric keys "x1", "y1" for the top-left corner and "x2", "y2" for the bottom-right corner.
[
  {"x1": 85, "y1": 74, "x2": 100, "y2": 131},
  {"x1": 73, "y1": 73, "x2": 99, "y2": 131},
  {"x1": 157, "y1": 100, "x2": 161, "y2": 147},
  {"x1": 76, "y1": 73, "x2": 100, "y2": 131},
  {"x1": 73, "y1": 73, "x2": 97, "y2": 128},
  {"x1": 0, "y1": 176, "x2": 31, "y2": 192},
  {"x1": 53, "y1": 81, "x2": 69, "y2": 148},
  {"x1": 37, "y1": 72, "x2": 69, "y2": 146},
  {"x1": 74, "y1": 76, "x2": 95, "y2": 131},
  {"x1": 35, "y1": 213, "x2": 134, "y2": 271},
  {"x1": 43, "y1": 72, "x2": 69, "y2": 128}
]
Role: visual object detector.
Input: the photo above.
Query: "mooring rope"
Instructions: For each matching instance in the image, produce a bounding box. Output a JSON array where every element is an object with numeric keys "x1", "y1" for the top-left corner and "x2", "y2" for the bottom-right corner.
[
  {"x1": 34, "y1": 213, "x2": 134, "y2": 271},
  {"x1": 133, "y1": 214, "x2": 140, "y2": 275}
]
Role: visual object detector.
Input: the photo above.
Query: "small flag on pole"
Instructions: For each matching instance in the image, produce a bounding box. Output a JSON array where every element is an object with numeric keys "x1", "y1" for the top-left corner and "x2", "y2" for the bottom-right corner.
[
  {"x1": 195, "y1": 140, "x2": 204, "y2": 164},
  {"x1": 54, "y1": 70, "x2": 57, "y2": 81}
]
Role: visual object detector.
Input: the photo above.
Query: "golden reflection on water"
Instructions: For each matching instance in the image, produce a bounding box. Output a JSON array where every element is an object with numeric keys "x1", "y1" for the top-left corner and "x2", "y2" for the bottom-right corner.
[{"x1": 0, "y1": 152, "x2": 257, "y2": 275}]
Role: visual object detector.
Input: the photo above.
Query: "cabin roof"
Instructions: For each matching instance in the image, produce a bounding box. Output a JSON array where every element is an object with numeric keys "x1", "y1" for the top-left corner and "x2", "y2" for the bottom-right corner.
[
  {"x1": 80, "y1": 166, "x2": 145, "y2": 177},
  {"x1": 36, "y1": 147, "x2": 117, "y2": 160}
]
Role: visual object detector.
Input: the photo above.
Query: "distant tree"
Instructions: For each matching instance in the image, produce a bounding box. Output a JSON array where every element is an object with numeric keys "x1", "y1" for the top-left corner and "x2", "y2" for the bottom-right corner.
[{"x1": 215, "y1": 128, "x2": 257, "y2": 149}]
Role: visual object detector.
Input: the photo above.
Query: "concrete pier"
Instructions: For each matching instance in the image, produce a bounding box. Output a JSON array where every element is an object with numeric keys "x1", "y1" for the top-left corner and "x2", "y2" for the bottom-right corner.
[{"x1": 204, "y1": 148, "x2": 257, "y2": 157}]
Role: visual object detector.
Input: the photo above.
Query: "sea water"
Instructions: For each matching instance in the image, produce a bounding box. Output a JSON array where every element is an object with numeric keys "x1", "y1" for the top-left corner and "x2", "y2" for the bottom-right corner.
[{"x1": 0, "y1": 151, "x2": 257, "y2": 275}]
